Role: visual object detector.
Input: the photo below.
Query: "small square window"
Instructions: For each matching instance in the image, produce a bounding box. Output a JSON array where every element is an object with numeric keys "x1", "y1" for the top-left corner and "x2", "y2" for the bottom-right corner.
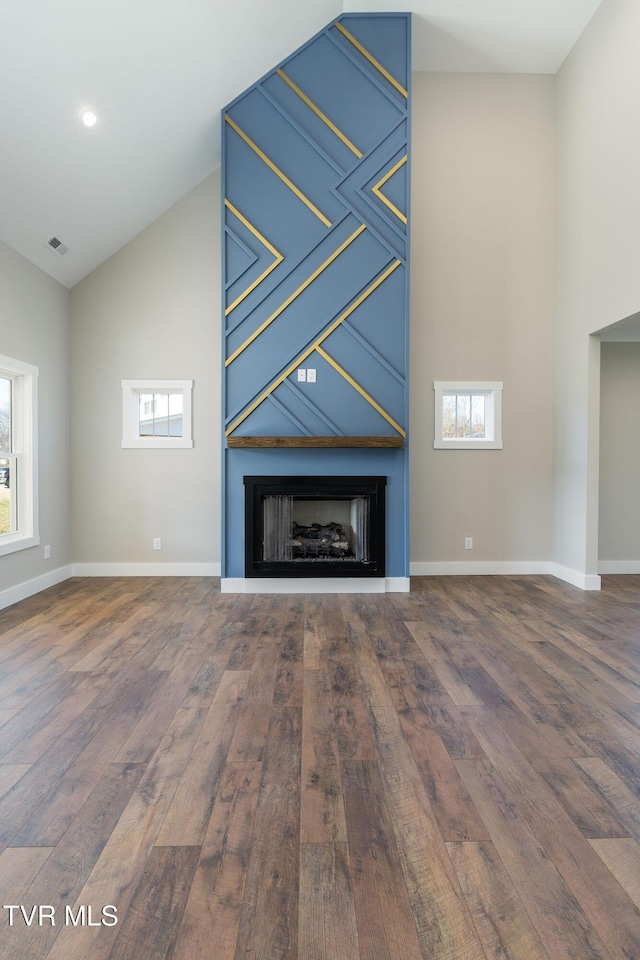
[
  {"x1": 122, "y1": 380, "x2": 193, "y2": 448},
  {"x1": 434, "y1": 381, "x2": 503, "y2": 449},
  {"x1": 138, "y1": 392, "x2": 184, "y2": 437}
]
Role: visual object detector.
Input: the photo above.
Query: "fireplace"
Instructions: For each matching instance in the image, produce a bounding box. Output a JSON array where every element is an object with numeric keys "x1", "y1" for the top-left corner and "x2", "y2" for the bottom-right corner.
[{"x1": 244, "y1": 476, "x2": 386, "y2": 578}]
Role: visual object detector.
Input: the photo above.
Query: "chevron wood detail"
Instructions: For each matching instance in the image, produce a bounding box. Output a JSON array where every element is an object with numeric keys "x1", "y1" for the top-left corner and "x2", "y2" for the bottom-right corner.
[
  {"x1": 314, "y1": 345, "x2": 405, "y2": 437},
  {"x1": 225, "y1": 223, "x2": 366, "y2": 368},
  {"x1": 224, "y1": 200, "x2": 284, "y2": 315},
  {"x1": 222, "y1": 13, "x2": 410, "y2": 577},
  {"x1": 224, "y1": 259, "x2": 402, "y2": 437},
  {"x1": 372, "y1": 156, "x2": 408, "y2": 225}
]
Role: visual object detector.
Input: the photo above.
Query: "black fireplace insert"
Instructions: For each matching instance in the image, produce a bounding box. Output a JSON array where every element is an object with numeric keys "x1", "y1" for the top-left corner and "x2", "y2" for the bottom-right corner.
[{"x1": 244, "y1": 475, "x2": 386, "y2": 578}]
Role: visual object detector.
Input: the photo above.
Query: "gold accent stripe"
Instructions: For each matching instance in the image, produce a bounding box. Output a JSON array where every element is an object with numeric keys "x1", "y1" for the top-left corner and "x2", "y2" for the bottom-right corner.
[
  {"x1": 225, "y1": 259, "x2": 401, "y2": 436},
  {"x1": 225, "y1": 224, "x2": 366, "y2": 367},
  {"x1": 276, "y1": 69, "x2": 362, "y2": 158},
  {"x1": 310, "y1": 259, "x2": 401, "y2": 355},
  {"x1": 334, "y1": 21, "x2": 408, "y2": 99},
  {"x1": 315, "y1": 345, "x2": 405, "y2": 436},
  {"x1": 225, "y1": 115, "x2": 332, "y2": 227},
  {"x1": 225, "y1": 200, "x2": 284, "y2": 316},
  {"x1": 372, "y1": 156, "x2": 407, "y2": 225},
  {"x1": 225, "y1": 199, "x2": 281, "y2": 260}
]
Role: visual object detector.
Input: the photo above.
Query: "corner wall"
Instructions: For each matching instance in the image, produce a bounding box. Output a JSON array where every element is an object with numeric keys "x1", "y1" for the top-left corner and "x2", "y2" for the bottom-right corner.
[
  {"x1": 409, "y1": 73, "x2": 556, "y2": 570},
  {"x1": 0, "y1": 240, "x2": 71, "y2": 600},
  {"x1": 70, "y1": 173, "x2": 221, "y2": 571},
  {"x1": 68, "y1": 71, "x2": 558, "y2": 580},
  {"x1": 555, "y1": 0, "x2": 640, "y2": 584}
]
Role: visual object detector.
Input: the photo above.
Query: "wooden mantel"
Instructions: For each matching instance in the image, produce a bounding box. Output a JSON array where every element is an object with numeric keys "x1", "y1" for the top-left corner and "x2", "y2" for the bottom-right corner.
[{"x1": 226, "y1": 436, "x2": 404, "y2": 448}]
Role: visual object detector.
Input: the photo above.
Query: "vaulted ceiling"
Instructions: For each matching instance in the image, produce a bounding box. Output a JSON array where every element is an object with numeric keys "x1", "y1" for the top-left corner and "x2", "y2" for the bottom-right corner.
[{"x1": 0, "y1": 0, "x2": 603, "y2": 288}]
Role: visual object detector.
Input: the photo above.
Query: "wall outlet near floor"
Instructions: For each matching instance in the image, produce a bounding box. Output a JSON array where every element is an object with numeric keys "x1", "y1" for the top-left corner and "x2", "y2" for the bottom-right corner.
[
  {"x1": 153, "y1": 538, "x2": 162, "y2": 551},
  {"x1": 44, "y1": 545, "x2": 51, "y2": 560},
  {"x1": 464, "y1": 537, "x2": 473, "y2": 550}
]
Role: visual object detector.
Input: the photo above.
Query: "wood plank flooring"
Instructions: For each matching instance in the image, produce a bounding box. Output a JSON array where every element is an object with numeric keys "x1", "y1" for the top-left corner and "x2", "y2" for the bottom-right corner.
[{"x1": 1, "y1": 574, "x2": 640, "y2": 959}]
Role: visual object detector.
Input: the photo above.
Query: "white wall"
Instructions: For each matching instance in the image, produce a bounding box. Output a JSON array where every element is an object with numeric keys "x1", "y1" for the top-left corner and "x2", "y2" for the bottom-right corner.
[
  {"x1": 599, "y1": 342, "x2": 640, "y2": 566},
  {"x1": 0, "y1": 240, "x2": 71, "y2": 594},
  {"x1": 68, "y1": 76, "x2": 558, "y2": 576},
  {"x1": 11, "y1": 27, "x2": 634, "y2": 589},
  {"x1": 70, "y1": 172, "x2": 221, "y2": 569},
  {"x1": 69, "y1": 78, "x2": 557, "y2": 576},
  {"x1": 410, "y1": 73, "x2": 556, "y2": 567},
  {"x1": 555, "y1": 0, "x2": 640, "y2": 583}
]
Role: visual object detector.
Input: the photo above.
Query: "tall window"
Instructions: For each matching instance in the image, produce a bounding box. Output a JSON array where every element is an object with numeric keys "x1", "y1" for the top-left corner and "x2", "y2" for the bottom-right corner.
[{"x1": 0, "y1": 354, "x2": 39, "y2": 556}]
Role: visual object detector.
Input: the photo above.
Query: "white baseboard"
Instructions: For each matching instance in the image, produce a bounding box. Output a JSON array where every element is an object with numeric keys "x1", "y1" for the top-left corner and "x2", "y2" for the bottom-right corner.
[
  {"x1": 2, "y1": 557, "x2": 612, "y2": 611},
  {"x1": 221, "y1": 577, "x2": 403, "y2": 594},
  {"x1": 411, "y1": 560, "x2": 602, "y2": 592},
  {"x1": 385, "y1": 577, "x2": 411, "y2": 592},
  {"x1": 410, "y1": 561, "x2": 551, "y2": 576},
  {"x1": 598, "y1": 561, "x2": 640, "y2": 574},
  {"x1": 549, "y1": 563, "x2": 601, "y2": 591},
  {"x1": 71, "y1": 562, "x2": 221, "y2": 577},
  {"x1": 0, "y1": 564, "x2": 73, "y2": 611}
]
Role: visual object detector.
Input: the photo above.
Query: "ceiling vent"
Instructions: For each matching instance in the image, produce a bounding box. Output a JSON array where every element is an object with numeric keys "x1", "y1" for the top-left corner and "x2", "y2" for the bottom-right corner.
[{"x1": 45, "y1": 236, "x2": 70, "y2": 257}]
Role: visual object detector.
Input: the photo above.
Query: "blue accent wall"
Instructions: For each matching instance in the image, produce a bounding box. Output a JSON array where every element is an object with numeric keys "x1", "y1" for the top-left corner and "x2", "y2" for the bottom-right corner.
[{"x1": 221, "y1": 13, "x2": 411, "y2": 578}]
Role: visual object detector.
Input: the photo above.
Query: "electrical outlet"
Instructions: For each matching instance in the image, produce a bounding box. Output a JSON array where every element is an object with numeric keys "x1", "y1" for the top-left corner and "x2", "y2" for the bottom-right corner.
[
  {"x1": 307, "y1": 368, "x2": 316, "y2": 383},
  {"x1": 153, "y1": 538, "x2": 162, "y2": 550},
  {"x1": 44, "y1": 545, "x2": 51, "y2": 560},
  {"x1": 465, "y1": 537, "x2": 473, "y2": 550},
  {"x1": 297, "y1": 368, "x2": 306, "y2": 382}
]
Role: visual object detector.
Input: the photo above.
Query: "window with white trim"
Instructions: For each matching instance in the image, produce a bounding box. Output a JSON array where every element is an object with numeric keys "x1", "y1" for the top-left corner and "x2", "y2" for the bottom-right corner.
[
  {"x1": 122, "y1": 380, "x2": 193, "y2": 448},
  {"x1": 434, "y1": 381, "x2": 503, "y2": 449},
  {"x1": 0, "y1": 354, "x2": 39, "y2": 556}
]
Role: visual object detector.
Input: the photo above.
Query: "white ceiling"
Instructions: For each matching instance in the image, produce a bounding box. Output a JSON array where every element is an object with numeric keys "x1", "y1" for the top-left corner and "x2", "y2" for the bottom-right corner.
[{"x1": 0, "y1": 0, "x2": 603, "y2": 289}]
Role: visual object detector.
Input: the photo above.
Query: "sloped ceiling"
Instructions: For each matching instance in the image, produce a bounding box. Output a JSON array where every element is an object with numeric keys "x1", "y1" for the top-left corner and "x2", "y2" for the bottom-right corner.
[{"x1": 0, "y1": 0, "x2": 602, "y2": 288}]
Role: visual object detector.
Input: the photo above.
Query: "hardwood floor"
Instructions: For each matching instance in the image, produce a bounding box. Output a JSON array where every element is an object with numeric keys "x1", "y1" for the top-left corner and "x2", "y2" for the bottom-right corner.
[{"x1": 1, "y1": 574, "x2": 640, "y2": 958}]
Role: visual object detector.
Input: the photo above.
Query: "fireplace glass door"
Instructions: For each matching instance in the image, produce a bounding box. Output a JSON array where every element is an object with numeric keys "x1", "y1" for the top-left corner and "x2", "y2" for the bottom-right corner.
[{"x1": 244, "y1": 476, "x2": 385, "y2": 578}]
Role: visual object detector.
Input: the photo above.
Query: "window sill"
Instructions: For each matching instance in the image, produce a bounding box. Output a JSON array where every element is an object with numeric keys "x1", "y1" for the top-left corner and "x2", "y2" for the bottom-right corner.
[
  {"x1": 433, "y1": 440, "x2": 503, "y2": 450},
  {"x1": 121, "y1": 438, "x2": 193, "y2": 449},
  {"x1": 0, "y1": 533, "x2": 39, "y2": 558}
]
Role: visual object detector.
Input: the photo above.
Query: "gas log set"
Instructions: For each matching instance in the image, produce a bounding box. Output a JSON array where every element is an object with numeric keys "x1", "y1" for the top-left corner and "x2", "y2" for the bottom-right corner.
[{"x1": 290, "y1": 521, "x2": 350, "y2": 558}]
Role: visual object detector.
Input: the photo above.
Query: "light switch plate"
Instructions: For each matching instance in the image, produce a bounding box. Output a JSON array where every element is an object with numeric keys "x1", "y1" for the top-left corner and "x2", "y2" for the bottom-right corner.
[
  {"x1": 297, "y1": 368, "x2": 306, "y2": 382},
  {"x1": 307, "y1": 368, "x2": 316, "y2": 382}
]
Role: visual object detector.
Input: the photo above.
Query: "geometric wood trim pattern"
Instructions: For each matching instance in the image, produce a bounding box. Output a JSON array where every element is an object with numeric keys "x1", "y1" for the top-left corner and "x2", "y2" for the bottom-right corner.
[
  {"x1": 225, "y1": 223, "x2": 366, "y2": 368},
  {"x1": 224, "y1": 200, "x2": 284, "y2": 315},
  {"x1": 222, "y1": 13, "x2": 411, "y2": 442},
  {"x1": 275, "y1": 69, "x2": 363, "y2": 159},
  {"x1": 314, "y1": 345, "x2": 405, "y2": 436},
  {"x1": 224, "y1": 259, "x2": 403, "y2": 437},
  {"x1": 225, "y1": 115, "x2": 333, "y2": 227},
  {"x1": 334, "y1": 20, "x2": 409, "y2": 98},
  {"x1": 372, "y1": 156, "x2": 408, "y2": 225}
]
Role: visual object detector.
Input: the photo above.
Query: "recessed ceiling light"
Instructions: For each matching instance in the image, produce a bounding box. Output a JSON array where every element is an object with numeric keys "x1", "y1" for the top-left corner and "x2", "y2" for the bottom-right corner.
[{"x1": 81, "y1": 109, "x2": 98, "y2": 128}]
